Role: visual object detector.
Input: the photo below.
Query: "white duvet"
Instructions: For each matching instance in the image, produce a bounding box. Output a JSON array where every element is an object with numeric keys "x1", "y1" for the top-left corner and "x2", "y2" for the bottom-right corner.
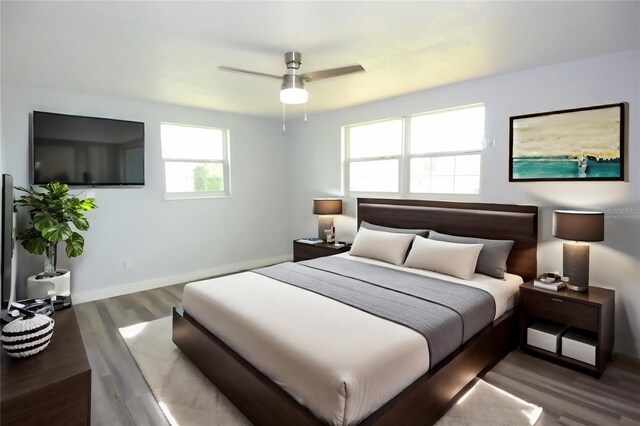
[{"x1": 182, "y1": 253, "x2": 521, "y2": 426}]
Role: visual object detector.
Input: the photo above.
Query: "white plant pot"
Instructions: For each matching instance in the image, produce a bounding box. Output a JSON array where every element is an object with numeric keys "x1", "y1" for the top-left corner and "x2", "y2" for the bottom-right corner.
[{"x1": 26, "y1": 269, "x2": 71, "y2": 298}]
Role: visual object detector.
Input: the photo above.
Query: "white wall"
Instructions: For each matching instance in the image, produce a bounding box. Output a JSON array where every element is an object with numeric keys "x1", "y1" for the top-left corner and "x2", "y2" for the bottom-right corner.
[
  {"x1": 286, "y1": 50, "x2": 640, "y2": 358},
  {"x1": 1, "y1": 86, "x2": 290, "y2": 301}
]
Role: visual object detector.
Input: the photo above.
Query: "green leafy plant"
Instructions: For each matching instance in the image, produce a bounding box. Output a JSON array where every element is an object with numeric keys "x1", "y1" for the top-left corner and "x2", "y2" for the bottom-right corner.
[
  {"x1": 193, "y1": 164, "x2": 223, "y2": 191},
  {"x1": 15, "y1": 182, "x2": 97, "y2": 276}
]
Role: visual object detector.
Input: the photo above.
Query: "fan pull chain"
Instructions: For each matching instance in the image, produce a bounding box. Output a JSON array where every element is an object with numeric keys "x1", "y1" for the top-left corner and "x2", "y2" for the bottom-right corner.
[
  {"x1": 304, "y1": 103, "x2": 308, "y2": 122},
  {"x1": 282, "y1": 103, "x2": 286, "y2": 132}
]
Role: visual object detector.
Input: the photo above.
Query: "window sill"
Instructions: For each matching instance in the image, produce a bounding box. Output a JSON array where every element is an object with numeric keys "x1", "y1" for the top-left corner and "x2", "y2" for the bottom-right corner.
[{"x1": 164, "y1": 192, "x2": 231, "y2": 201}]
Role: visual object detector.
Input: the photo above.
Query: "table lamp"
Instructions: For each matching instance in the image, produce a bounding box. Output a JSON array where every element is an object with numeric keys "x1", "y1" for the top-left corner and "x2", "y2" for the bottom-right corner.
[
  {"x1": 552, "y1": 210, "x2": 604, "y2": 292},
  {"x1": 313, "y1": 199, "x2": 342, "y2": 241}
]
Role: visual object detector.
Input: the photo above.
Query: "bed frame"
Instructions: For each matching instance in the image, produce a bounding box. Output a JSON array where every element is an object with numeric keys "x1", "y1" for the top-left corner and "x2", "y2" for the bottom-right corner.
[{"x1": 173, "y1": 198, "x2": 538, "y2": 425}]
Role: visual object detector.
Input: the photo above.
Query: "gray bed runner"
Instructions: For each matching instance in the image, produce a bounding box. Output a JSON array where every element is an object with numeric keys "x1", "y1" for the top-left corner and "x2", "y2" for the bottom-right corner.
[{"x1": 253, "y1": 256, "x2": 495, "y2": 367}]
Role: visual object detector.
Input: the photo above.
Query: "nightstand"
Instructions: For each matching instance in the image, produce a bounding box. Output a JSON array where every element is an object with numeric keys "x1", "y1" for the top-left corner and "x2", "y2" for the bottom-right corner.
[
  {"x1": 519, "y1": 281, "x2": 614, "y2": 377},
  {"x1": 293, "y1": 240, "x2": 351, "y2": 262}
]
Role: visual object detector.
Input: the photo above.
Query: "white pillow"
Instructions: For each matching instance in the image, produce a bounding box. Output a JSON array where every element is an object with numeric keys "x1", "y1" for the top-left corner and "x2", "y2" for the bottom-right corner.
[
  {"x1": 404, "y1": 236, "x2": 483, "y2": 280},
  {"x1": 349, "y1": 227, "x2": 415, "y2": 265}
]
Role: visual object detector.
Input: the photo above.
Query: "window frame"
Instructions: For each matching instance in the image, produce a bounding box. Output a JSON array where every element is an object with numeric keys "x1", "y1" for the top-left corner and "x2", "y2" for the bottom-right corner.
[
  {"x1": 343, "y1": 117, "x2": 405, "y2": 194},
  {"x1": 343, "y1": 104, "x2": 484, "y2": 197},
  {"x1": 160, "y1": 122, "x2": 231, "y2": 200}
]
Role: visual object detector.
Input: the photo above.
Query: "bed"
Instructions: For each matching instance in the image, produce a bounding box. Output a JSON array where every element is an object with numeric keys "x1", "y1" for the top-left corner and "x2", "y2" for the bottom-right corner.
[{"x1": 173, "y1": 198, "x2": 538, "y2": 425}]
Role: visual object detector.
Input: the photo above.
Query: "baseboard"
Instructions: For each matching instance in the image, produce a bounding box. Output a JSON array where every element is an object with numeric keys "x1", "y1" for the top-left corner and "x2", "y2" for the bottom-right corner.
[{"x1": 73, "y1": 254, "x2": 292, "y2": 304}]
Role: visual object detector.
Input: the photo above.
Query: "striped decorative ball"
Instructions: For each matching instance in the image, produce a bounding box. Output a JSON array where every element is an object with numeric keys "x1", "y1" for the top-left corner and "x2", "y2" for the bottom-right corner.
[{"x1": 1, "y1": 314, "x2": 55, "y2": 358}]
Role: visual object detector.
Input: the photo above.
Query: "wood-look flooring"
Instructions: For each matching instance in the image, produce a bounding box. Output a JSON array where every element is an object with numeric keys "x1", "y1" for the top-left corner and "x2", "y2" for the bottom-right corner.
[
  {"x1": 75, "y1": 284, "x2": 185, "y2": 426},
  {"x1": 75, "y1": 284, "x2": 640, "y2": 426}
]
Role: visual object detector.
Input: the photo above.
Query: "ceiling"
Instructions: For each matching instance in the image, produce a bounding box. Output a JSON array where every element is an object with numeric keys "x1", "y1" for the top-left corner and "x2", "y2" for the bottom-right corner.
[{"x1": 2, "y1": 1, "x2": 639, "y2": 118}]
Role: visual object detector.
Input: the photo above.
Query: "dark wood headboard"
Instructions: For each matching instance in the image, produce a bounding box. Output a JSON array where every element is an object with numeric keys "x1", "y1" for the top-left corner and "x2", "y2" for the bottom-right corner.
[{"x1": 357, "y1": 198, "x2": 538, "y2": 282}]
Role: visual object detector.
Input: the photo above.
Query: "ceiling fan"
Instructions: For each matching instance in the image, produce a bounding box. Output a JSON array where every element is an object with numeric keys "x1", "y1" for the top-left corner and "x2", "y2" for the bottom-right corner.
[{"x1": 219, "y1": 51, "x2": 365, "y2": 105}]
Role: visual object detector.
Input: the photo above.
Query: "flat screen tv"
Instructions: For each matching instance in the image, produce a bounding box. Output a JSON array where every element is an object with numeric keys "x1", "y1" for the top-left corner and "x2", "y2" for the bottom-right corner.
[
  {"x1": 32, "y1": 111, "x2": 145, "y2": 186},
  {"x1": 2, "y1": 174, "x2": 14, "y2": 310}
]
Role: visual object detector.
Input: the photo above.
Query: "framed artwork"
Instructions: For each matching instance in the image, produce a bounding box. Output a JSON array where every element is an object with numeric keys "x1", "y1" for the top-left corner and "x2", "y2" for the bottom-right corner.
[{"x1": 509, "y1": 103, "x2": 625, "y2": 181}]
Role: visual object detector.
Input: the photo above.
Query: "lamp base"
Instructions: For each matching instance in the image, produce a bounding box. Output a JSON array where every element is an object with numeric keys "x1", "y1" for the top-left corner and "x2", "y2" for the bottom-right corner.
[
  {"x1": 317, "y1": 215, "x2": 334, "y2": 241},
  {"x1": 565, "y1": 283, "x2": 589, "y2": 292},
  {"x1": 563, "y1": 242, "x2": 590, "y2": 292}
]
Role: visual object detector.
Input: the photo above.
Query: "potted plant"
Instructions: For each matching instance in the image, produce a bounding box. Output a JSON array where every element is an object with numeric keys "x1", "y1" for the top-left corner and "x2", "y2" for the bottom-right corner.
[{"x1": 15, "y1": 182, "x2": 97, "y2": 277}]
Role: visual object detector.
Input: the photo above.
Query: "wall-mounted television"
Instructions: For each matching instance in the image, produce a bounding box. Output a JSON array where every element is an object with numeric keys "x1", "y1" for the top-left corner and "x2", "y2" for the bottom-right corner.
[{"x1": 32, "y1": 111, "x2": 145, "y2": 186}]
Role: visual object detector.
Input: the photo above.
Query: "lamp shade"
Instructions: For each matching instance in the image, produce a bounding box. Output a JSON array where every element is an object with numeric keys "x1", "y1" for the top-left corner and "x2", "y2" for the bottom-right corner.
[
  {"x1": 280, "y1": 88, "x2": 308, "y2": 104},
  {"x1": 280, "y1": 74, "x2": 308, "y2": 104},
  {"x1": 552, "y1": 210, "x2": 604, "y2": 242},
  {"x1": 313, "y1": 199, "x2": 342, "y2": 215}
]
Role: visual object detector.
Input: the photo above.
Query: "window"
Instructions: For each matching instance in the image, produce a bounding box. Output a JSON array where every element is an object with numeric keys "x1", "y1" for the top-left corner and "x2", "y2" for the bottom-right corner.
[
  {"x1": 160, "y1": 123, "x2": 230, "y2": 199},
  {"x1": 346, "y1": 119, "x2": 403, "y2": 193},
  {"x1": 408, "y1": 106, "x2": 484, "y2": 194},
  {"x1": 344, "y1": 105, "x2": 484, "y2": 195}
]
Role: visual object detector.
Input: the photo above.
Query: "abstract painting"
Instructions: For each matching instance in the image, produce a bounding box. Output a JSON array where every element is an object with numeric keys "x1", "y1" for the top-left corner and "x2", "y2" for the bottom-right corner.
[{"x1": 509, "y1": 103, "x2": 625, "y2": 181}]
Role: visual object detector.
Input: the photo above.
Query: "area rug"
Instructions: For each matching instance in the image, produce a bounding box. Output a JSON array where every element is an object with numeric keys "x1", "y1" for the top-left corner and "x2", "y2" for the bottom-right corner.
[{"x1": 120, "y1": 317, "x2": 541, "y2": 426}]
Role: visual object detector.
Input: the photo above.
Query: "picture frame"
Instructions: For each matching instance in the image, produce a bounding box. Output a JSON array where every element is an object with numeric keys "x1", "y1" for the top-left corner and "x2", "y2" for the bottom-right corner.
[{"x1": 509, "y1": 103, "x2": 625, "y2": 182}]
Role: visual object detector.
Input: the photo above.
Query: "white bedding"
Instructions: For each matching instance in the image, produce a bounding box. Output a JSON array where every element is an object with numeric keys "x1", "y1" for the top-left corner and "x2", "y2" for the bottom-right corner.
[{"x1": 182, "y1": 253, "x2": 522, "y2": 426}]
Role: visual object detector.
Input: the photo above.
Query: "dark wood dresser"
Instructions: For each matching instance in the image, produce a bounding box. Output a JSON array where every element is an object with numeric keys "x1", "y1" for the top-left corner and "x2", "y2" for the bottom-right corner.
[{"x1": 1, "y1": 305, "x2": 91, "y2": 425}]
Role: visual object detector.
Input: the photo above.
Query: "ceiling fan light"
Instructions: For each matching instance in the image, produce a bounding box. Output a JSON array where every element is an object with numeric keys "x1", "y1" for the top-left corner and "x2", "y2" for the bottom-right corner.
[{"x1": 280, "y1": 87, "x2": 308, "y2": 104}]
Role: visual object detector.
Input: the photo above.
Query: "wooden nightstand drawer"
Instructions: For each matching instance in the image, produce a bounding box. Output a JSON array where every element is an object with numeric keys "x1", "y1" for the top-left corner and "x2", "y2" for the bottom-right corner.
[
  {"x1": 293, "y1": 244, "x2": 324, "y2": 261},
  {"x1": 521, "y1": 290, "x2": 599, "y2": 332}
]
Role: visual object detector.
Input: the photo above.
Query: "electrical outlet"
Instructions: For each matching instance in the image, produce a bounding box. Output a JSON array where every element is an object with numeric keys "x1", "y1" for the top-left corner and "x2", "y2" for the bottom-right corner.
[{"x1": 124, "y1": 259, "x2": 133, "y2": 271}]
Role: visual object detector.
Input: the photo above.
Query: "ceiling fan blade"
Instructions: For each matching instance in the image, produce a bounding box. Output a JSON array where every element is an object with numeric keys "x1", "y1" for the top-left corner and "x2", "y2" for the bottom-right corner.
[
  {"x1": 218, "y1": 66, "x2": 282, "y2": 80},
  {"x1": 302, "y1": 64, "x2": 365, "y2": 82}
]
